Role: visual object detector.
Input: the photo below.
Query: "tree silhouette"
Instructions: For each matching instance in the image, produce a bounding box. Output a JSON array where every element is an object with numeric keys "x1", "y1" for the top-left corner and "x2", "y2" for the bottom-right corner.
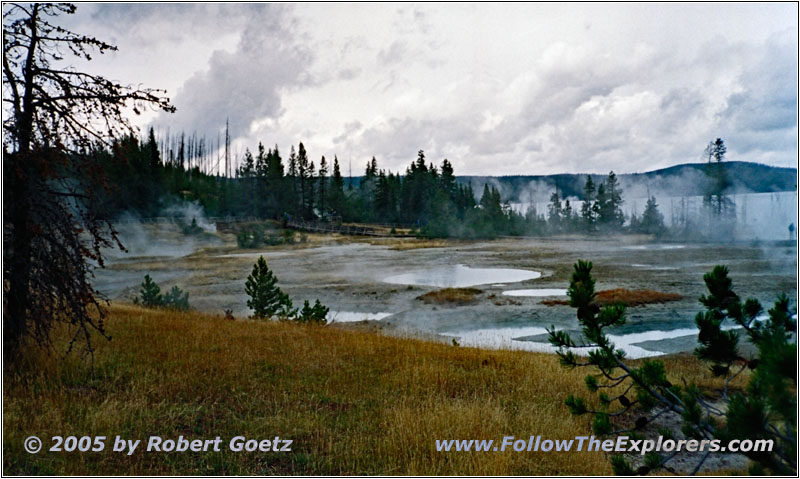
[{"x1": 2, "y1": 3, "x2": 174, "y2": 361}]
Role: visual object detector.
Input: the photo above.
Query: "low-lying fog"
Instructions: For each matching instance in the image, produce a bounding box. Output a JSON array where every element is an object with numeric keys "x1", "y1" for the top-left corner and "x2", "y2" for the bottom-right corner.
[
  {"x1": 512, "y1": 191, "x2": 798, "y2": 241},
  {"x1": 94, "y1": 214, "x2": 797, "y2": 359}
]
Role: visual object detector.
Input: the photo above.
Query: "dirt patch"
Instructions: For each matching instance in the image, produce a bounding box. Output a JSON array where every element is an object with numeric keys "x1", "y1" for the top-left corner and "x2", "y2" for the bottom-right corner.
[
  {"x1": 417, "y1": 287, "x2": 482, "y2": 305},
  {"x1": 488, "y1": 293, "x2": 522, "y2": 306},
  {"x1": 541, "y1": 289, "x2": 683, "y2": 307}
]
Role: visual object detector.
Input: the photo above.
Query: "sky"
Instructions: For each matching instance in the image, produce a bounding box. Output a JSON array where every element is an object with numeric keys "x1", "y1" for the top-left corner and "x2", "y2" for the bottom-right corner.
[{"x1": 56, "y1": 3, "x2": 798, "y2": 176}]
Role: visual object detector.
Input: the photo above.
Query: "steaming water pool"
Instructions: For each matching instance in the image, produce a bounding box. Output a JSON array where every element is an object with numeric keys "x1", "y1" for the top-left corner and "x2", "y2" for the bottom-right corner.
[
  {"x1": 441, "y1": 315, "x2": 790, "y2": 359},
  {"x1": 502, "y1": 289, "x2": 567, "y2": 297},
  {"x1": 328, "y1": 311, "x2": 393, "y2": 323},
  {"x1": 440, "y1": 326, "x2": 697, "y2": 358},
  {"x1": 383, "y1": 264, "x2": 541, "y2": 288}
]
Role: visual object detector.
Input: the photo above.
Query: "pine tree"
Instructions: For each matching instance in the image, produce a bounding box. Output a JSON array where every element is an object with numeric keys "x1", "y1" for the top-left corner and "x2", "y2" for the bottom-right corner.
[
  {"x1": 139, "y1": 274, "x2": 163, "y2": 307},
  {"x1": 563, "y1": 199, "x2": 574, "y2": 232},
  {"x1": 330, "y1": 155, "x2": 345, "y2": 217},
  {"x1": 547, "y1": 190, "x2": 563, "y2": 232},
  {"x1": 550, "y1": 261, "x2": 797, "y2": 475},
  {"x1": 306, "y1": 159, "x2": 316, "y2": 218},
  {"x1": 297, "y1": 299, "x2": 329, "y2": 324},
  {"x1": 244, "y1": 256, "x2": 295, "y2": 319},
  {"x1": 297, "y1": 143, "x2": 310, "y2": 218},
  {"x1": 318, "y1": 155, "x2": 328, "y2": 218},
  {"x1": 163, "y1": 285, "x2": 190, "y2": 311},
  {"x1": 286, "y1": 145, "x2": 299, "y2": 216},
  {"x1": 704, "y1": 138, "x2": 731, "y2": 217},
  {"x1": 597, "y1": 171, "x2": 624, "y2": 230},
  {"x1": 581, "y1": 176, "x2": 597, "y2": 232},
  {"x1": 374, "y1": 169, "x2": 391, "y2": 219},
  {"x1": 440, "y1": 159, "x2": 456, "y2": 199},
  {"x1": 639, "y1": 196, "x2": 666, "y2": 236}
]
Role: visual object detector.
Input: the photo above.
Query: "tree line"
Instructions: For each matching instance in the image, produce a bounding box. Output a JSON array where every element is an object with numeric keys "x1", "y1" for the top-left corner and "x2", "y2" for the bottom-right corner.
[{"x1": 94, "y1": 129, "x2": 746, "y2": 243}]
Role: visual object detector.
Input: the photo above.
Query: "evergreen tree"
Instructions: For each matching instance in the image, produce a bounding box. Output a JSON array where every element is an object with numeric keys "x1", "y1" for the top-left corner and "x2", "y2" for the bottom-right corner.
[
  {"x1": 639, "y1": 196, "x2": 666, "y2": 236},
  {"x1": 239, "y1": 149, "x2": 255, "y2": 177},
  {"x1": 266, "y1": 145, "x2": 284, "y2": 180},
  {"x1": 563, "y1": 199, "x2": 574, "y2": 232},
  {"x1": 440, "y1": 159, "x2": 456, "y2": 199},
  {"x1": 580, "y1": 176, "x2": 597, "y2": 232},
  {"x1": 139, "y1": 274, "x2": 163, "y2": 307},
  {"x1": 374, "y1": 169, "x2": 391, "y2": 220},
  {"x1": 297, "y1": 299, "x2": 329, "y2": 324},
  {"x1": 550, "y1": 261, "x2": 797, "y2": 475},
  {"x1": 264, "y1": 145, "x2": 284, "y2": 218},
  {"x1": 237, "y1": 148, "x2": 256, "y2": 216},
  {"x1": 286, "y1": 145, "x2": 299, "y2": 217},
  {"x1": 306, "y1": 159, "x2": 316, "y2": 218},
  {"x1": 703, "y1": 138, "x2": 735, "y2": 239},
  {"x1": 597, "y1": 171, "x2": 624, "y2": 230},
  {"x1": 163, "y1": 285, "x2": 190, "y2": 311},
  {"x1": 547, "y1": 190, "x2": 563, "y2": 232},
  {"x1": 330, "y1": 155, "x2": 345, "y2": 218},
  {"x1": 318, "y1": 155, "x2": 328, "y2": 218},
  {"x1": 704, "y1": 138, "x2": 731, "y2": 216},
  {"x1": 297, "y1": 142, "x2": 310, "y2": 218},
  {"x1": 244, "y1": 256, "x2": 295, "y2": 319}
]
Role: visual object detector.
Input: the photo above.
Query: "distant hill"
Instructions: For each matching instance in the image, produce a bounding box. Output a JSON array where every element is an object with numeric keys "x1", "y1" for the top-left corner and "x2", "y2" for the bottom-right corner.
[{"x1": 457, "y1": 162, "x2": 797, "y2": 203}]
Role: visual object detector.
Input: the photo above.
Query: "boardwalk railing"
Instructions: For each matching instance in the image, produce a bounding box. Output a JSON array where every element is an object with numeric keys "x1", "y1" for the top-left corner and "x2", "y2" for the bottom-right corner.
[
  {"x1": 114, "y1": 216, "x2": 416, "y2": 238},
  {"x1": 285, "y1": 219, "x2": 414, "y2": 237},
  {"x1": 114, "y1": 216, "x2": 260, "y2": 225}
]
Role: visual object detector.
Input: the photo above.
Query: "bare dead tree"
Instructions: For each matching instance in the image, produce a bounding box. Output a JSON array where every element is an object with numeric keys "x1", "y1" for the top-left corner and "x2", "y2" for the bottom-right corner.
[{"x1": 2, "y1": 3, "x2": 175, "y2": 362}]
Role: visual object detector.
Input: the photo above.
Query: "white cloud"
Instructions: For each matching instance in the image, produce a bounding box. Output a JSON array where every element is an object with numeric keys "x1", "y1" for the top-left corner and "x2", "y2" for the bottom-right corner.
[{"x1": 67, "y1": 3, "x2": 797, "y2": 175}]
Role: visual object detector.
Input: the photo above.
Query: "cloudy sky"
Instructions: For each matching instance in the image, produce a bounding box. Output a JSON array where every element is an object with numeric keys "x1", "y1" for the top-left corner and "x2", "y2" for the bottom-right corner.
[{"x1": 60, "y1": 3, "x2": 797, "y2": 175}]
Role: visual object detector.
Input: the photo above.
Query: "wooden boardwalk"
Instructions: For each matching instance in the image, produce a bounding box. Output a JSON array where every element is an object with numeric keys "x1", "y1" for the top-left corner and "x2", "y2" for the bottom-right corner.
[
  {"x1": 114, "y1": 216, "x2": 415, "y2": 238},
  {"x1": 285, "y1": 219, "x2": 414, "y2": 237}
]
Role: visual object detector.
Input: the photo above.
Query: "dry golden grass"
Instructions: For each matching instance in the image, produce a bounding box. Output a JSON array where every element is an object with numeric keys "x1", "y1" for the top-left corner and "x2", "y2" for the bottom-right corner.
[
  {"x1": 388, "y1": 239, "x2": 453, "y2": 250},
  {"x1": 416, "y1": 288, "x2": 482, "y2": 305},
  {"x1": 357, "y1": 237, "x2": 462, "y2": 250},
  {"x1": 3, "y1": 304, "x2": 743, "y2": 475},
  {"x1": 542, "y1": 289, "x2": 683, "y2": 307}
]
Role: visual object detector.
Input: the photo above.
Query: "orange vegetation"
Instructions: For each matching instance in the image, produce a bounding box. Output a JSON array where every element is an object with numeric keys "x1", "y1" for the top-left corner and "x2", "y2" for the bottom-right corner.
[
  {"x1": 416, "y1": 287, "x2": 482, "y2": 304},
  {"x1": 541, "y1": 288, "x2": 683, "y2": 307}
]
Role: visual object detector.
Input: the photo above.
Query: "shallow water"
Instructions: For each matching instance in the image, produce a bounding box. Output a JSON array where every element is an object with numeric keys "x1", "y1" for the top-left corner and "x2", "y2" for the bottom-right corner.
[
  {"x1": 384, "y1": 264, "x2": 541, "y2": 288},
  {"x1": 214, "y1": 251, "x2": 292, "y2": 259},
  {"x1": 630, "y1": 264, "x2": 679, "y2": 271},
  {"x1": 502, "y1": 289, "x2": 567, "y2": 297},
  {"x1": 440, "y1": 325, "x2": 693, "y2": 358},
  {"x1": 440, "y1": 315, "x2": 794, "y2": 359},
  {"x1": 328, "y1": 311, "x2": 393, "y2": 323}
]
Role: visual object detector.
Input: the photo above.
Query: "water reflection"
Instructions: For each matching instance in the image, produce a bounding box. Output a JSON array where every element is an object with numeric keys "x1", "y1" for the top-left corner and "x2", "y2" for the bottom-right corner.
[
  {"x1": 328, "y1": 311, "x2": 393, "y2": 323},
  {"x1": 502, "y1": 289, "x2": 567, "y2": 297},
  {"x1": 384, "y1": 264, "x2": 541, "y2": 287}
]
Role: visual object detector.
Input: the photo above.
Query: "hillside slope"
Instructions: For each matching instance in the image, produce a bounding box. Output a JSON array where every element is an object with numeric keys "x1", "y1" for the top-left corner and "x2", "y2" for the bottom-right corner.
[
  {"x1": 459, "y1": 161, "x2": 796, "y2": 201},
  {"x1": 4, "y1": 305, "x2": 746, "y2": 475}
]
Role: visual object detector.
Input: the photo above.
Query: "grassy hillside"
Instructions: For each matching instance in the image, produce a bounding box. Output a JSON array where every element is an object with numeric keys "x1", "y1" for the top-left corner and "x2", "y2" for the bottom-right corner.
[{"x1": 3, "y1": 305, "x2": 744, "y2": 475}]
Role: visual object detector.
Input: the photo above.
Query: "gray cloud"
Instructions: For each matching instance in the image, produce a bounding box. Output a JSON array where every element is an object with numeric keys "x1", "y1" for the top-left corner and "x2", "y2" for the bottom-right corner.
[
  {"x1": 64, "y1": 3, "x2": 796, "y2": 175},
  {"x1": 152, "y1": 5, "x2": 312, "y2": 139}
]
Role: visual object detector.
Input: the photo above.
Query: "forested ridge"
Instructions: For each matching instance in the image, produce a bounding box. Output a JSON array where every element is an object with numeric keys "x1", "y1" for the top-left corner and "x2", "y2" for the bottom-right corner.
[{"x1": 93, "y1": 130, "x2": 790, "y2": 239}]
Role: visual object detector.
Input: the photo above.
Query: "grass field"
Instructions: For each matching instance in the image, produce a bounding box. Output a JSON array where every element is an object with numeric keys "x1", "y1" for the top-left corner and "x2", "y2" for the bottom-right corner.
[{"x1": 3, "y1": 304, "x2": 746, "y2": 475}]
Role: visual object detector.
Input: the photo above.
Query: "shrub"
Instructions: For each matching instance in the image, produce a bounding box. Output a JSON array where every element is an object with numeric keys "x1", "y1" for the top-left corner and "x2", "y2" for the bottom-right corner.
[
  {"x1": 163, "y1": 285, "x2": 190, "y2": 311},
  {"x1": 181, "y1": 217, "x2": 203, "y2": 235},
  {"x1": 137, "y1": 275, "x2": 190, "y2": 311},
  {"x1": 296, "y1": 299, "x2": 329, "y2": 324},
  {"x1": 416, "y1": 288, "x2": 482, "y2": 305}
]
